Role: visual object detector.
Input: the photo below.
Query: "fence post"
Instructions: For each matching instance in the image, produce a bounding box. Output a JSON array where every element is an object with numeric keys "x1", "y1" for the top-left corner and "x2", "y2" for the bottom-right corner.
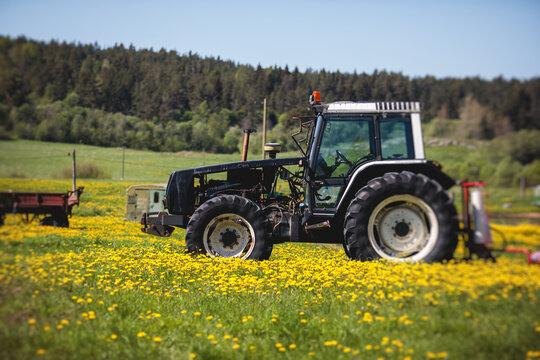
[{"x1": 72, "y1": 149, "x2": 76, "y2": 191}]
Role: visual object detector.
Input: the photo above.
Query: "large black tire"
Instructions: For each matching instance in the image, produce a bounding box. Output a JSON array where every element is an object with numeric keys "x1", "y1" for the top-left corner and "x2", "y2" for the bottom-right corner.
[
  {"x1": 259, "y1": 243, "x2": 274, "y2": 260},
  {"x1": 185, "y1": 195, "x2": 270, "y2": 260},
  {"x1": 343, "y1": 171, "x2": 458, "y2": 263}
]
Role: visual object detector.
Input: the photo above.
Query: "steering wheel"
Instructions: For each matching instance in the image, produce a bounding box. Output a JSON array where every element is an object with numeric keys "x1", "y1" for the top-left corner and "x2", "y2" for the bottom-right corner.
[
  {"x1": 335, "y1": 150, "x2": 352, "y2": 166},
  {"x1": 346, "y1": 153, "x2": 376, "y2": 176}
]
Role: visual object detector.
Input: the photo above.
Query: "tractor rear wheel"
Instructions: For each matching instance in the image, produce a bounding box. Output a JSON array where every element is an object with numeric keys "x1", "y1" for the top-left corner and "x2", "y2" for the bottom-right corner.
[
  {"x1": 185, "y1": 195, "x2": 270, "y2": 260},
  {"x1": 343, "y1": 171, "x2": 458, "y2": 262}
]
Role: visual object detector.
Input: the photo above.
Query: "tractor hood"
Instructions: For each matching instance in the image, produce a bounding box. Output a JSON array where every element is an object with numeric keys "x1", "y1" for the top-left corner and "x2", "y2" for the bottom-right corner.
[{"x1": 166, "y1": 157, "x2": 304, "y2": 215}]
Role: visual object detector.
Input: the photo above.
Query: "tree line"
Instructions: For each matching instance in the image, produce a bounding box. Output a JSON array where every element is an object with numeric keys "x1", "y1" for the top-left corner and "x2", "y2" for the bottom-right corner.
[{"x1": 1, "y1": 36, "x2": 539, "y2": 154}]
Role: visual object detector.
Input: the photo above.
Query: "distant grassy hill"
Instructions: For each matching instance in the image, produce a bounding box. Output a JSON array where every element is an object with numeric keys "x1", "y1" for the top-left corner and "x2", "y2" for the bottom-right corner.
[{"x1": 0, "y1": 140, "x2": 254, "y2": 182}]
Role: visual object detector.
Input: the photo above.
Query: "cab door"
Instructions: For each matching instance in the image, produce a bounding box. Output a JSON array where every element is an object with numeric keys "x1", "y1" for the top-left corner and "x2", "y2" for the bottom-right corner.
[{"x1": 309, "y1": 115, "x2": 375, "y2": 212}]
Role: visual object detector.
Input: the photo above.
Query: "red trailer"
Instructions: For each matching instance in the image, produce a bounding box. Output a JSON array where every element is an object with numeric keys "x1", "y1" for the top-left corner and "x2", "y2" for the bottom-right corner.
[{"x1": 0, "y1": 187, "x2": 84, "y2": 227}]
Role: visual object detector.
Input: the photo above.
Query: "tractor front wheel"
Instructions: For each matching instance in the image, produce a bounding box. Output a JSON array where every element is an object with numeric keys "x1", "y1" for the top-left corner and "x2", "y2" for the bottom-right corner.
[
  {"x1": 343, "y1": 171, "x2": 458, "y2": 262},
  {"x1": 185, "y1": 195, "x2": 270, "y2": 260}
]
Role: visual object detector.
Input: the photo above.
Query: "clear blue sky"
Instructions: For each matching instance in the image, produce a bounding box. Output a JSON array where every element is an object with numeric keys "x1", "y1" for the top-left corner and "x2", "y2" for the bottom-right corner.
[{"x1": 1, "y1": 0, "x2": 539, "y2": 79}]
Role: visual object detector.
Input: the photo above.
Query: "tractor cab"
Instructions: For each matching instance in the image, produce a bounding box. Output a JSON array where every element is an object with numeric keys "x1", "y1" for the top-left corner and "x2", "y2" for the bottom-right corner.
[{"x1": 300, "y1": 92, "x2": 431, "y2": 219}]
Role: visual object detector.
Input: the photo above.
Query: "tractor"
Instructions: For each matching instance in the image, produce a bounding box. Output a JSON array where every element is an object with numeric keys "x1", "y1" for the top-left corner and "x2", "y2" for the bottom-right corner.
[{"x1": 141, "y1": 92, "x2": 459, "y2": 262}]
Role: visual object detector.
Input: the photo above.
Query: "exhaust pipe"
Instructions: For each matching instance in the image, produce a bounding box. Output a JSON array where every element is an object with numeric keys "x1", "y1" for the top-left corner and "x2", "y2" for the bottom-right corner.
[{"x1": 242, "y1": 129, "x2": 256, "y2": 161}]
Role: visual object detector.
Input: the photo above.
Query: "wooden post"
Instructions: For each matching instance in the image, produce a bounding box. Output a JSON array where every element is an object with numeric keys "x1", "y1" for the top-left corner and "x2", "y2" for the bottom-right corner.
[
  {"x1": 262, "y1": 97, "x2": 267, "y2": 159},
  {"x1": 121, "y1": 146, "x2": 126, "y2": 181},
  {"x1": 72, "y1": 149, "x2": 76, "y2": 192}
]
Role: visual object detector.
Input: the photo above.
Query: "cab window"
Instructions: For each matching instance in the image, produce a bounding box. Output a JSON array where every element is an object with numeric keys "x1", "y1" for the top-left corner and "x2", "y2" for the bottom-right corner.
[
  {"x1": 313, "y1": 117, "x2": 374, "y2": 208},
  {"x1": 379, "y1": 115, "x2": 414, "y2": 159},
  {"x1": 315, "y1": 117, "x2": 374, "y2": 178}
]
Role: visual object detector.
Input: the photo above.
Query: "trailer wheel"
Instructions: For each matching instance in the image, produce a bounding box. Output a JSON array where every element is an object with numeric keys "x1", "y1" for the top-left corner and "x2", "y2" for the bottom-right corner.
[
  {"x1": 53, "y1": 214, "x2": 69, "y2": 228},
  {"x1": 343, "y1": 171, "x2": 458, "y2": 262},
  {"x1": 185, "y1": 195, "x2": 269, "y2": 260},
  {"x1": 39, "y1": 216, "x2": 55, "y2": 226},
  {"x1": 39, "y1": 215, "x2": 69, "y2": 227}
]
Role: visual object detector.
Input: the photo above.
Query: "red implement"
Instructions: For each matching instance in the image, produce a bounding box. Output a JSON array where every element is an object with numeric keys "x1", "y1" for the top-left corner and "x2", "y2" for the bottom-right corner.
[{"x1": 0, "y1": 187, "x2": 84, "y2": 227}]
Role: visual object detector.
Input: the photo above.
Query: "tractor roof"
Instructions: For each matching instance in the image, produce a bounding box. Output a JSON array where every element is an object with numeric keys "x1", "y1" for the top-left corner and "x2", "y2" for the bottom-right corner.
[{"x1": 325, "y1": 101, "x2": 421, "y2": 114}]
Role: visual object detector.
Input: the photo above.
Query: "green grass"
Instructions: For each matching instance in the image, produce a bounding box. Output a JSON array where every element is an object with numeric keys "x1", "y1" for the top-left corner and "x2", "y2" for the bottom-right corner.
[
  {"x1": 0, "y1": 139, "x2": 301, "y2": 182},
  {"x1": 0, "y1": 178, "x2": 539, "y2": 359},
  {"x1": 0, "y1": 139, "x2": 232, "y2": 182}
]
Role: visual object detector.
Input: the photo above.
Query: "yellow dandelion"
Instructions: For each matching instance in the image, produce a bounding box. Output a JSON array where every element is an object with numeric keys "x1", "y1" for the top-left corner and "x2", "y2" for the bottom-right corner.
[{"x1": 137, "y1": 332, "x2": 147, "y2": 338}]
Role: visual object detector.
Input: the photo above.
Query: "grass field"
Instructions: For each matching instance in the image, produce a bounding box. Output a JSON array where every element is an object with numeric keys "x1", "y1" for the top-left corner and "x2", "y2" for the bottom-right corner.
[
  {"x1": 0, "y1": 139, "x2": 247, "y2": 182},
  {"x1": 0, "y1": 178, "x2": 539, "y2": 359},
  {"x1": 0, "y1": 140, "x2": 539, "y2": 359}
]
